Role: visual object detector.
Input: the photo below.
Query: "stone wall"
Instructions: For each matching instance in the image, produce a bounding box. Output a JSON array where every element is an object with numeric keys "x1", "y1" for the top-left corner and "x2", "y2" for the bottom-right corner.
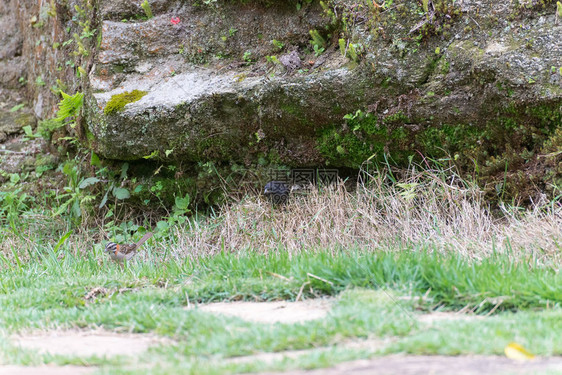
[{"x1": 2, "y1": 0, "x2": 561, "y2": 201}]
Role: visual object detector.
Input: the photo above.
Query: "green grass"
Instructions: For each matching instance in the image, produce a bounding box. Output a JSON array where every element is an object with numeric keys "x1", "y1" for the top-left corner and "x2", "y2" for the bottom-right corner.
[
  {"x1": 2, "y1": 248, "x2": 560, "y2": 311},
  {"x1": 0, "y1": 246, "x2": 561, "y2": 373}
]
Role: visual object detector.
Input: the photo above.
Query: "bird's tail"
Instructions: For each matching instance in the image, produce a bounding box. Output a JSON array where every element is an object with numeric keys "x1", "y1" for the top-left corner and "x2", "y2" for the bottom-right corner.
[{"x1": 134, "y1": 232, "x2": 153, "y2": 251}]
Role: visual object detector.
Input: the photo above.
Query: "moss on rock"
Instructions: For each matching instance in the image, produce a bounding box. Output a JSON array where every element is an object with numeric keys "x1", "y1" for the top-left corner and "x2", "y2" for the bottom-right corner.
[
  {"x1": 318, "y1": 111, "x2": 413, "y2": 168},
  {"x1": 104, "y1": 90, "x2": 148, "y2": 115}
]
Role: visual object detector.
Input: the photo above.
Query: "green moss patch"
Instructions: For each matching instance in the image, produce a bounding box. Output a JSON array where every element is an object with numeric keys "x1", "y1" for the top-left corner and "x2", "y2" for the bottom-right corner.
[
  {"x1": 104, "y1": 90, "x2": 148, "y2": 115},
  {"x1": 318, "y1": 111, "x2": 412, "y2": 168},
  {"x1": 316, "y1": 98, "x2": 562, "y2": 202}
]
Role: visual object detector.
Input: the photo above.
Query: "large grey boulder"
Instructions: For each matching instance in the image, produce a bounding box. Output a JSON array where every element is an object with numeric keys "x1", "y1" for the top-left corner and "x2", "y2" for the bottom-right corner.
[
  {"x1": 2, "y1": 0, "x2": 561, "y2": 199},
  {"x1": 85, "y1": 1, "x2": 561, "y2": 165}
]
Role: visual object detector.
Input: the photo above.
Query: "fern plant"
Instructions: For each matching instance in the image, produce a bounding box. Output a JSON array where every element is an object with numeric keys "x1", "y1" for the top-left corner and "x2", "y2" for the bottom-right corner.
[
  {"x1": 38, "y1": 91, "x2": 84, "y2": 141},
  {"x1": 55, "y1": 91, "x2": 84, "y2": 127}
]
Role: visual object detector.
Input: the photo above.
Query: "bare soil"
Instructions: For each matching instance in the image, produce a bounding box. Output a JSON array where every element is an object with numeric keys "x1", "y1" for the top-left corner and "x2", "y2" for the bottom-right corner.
[
  {"x1": 11, "y1": 329, "x2": 165, "y2": 357},
  {"x1": 193, "y1": 298, "x2": 334, "y2": 324},
  {"x1": 228, "y1": 338, "x2": 390, "y2": 365},
  {"x1": 253, "y1": 355, "x2": 562, "y2": 375},
  {"x1": 0, "y1": 366, "x2": 93, "y2": 375}
]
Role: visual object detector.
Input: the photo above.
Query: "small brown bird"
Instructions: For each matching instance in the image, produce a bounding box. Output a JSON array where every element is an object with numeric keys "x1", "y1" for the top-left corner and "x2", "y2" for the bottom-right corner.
[{"x1": 104, "y1": 232, "x2": 153, "y2": 262}]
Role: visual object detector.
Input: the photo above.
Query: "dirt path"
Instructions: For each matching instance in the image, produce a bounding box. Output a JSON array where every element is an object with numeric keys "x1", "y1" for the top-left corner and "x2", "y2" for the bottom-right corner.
[
  {"x1": 254, "y1": 355, "x2": 562, "y2": 375},
  {"x1": 11, "y1": 330, "x2": 164, "y2": 357},
  {"x1": 192, "y1": 297, "x2": 334, "y2": 323},
  {"x1": 0, "y1": 366, "x2": 93, "y2": 375},
  {"x1": 7, "y1": 299, "x2": 561, "y2": 375}
]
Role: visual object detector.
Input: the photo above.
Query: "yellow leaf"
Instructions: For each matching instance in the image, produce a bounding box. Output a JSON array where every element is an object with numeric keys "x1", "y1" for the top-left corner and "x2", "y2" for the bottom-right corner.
[{"x1": 504, "y1": 342, "x2": 535, "y2": 361}]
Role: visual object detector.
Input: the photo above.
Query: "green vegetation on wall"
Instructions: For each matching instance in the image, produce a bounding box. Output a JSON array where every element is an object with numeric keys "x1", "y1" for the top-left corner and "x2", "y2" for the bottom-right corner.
[
  {"x1": 318, "y1": 110, "x2": 411, "y2": 168},
  {"x1": 323, "y1": 100, "x2": 562, "y2": 201}
]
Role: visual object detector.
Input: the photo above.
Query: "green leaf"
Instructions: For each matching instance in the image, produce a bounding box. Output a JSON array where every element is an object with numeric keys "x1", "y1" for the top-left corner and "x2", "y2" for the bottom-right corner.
[
  {"x1": 10, "y1": 174, "x2": 20, "y2": 184},
  {"x1": 9, "y1": 104, "x2": 25, "y2": 112},
  {"x1": 141, "y1": 0, "x2": 153, "y2": 18},
  {"x1": 54, "y1": 230, "x2": 73, "y2": 253},
  {"x1": 78, "y1": 177, "x2": 101, "y2": 189},
  {"x1": 54, "y1": 199, "x2": 71, "y2": 216},
  {"x1": 344, "y1": 110, "x2": 362, "y2": 121},
  {"x1": 113, "y1": 187, "x2": 130, "y2": 200},
  {"x1": 143, "y1": 150, "x2": 159, "y2": 159},
  {"x1": 71, "y1": 199, "x2": 82, "y2": 218},
  {"x1": 175, "y1": 194, "x2": 191, "y2": 210},
  {"x1": 22, "y1": 126, "x2": 34, "y2": 137},
  {"x1": 62, "y1": 163, "x2": 72, "y2": 176},
  {"x1": 90, "y1": 152, "x2": 101, "y2": 166},
  {"x1": 156, "y1": 221, "x2": 169, "y2": 231},
  {"x1": 120, "y1": 163, "x2": 129, "y2": 179},
  {"x1": 165, "y1": 148, "x2": 174, "y2": 157},
  {"x1": 99, "y1": 188, "x2": 110, "y2": 209}
]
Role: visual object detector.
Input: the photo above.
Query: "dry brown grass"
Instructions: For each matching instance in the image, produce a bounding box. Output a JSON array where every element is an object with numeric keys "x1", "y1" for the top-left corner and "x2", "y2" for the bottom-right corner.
[
  {"x1": 1, "y1": 167, "x2": 560, "y2": 266},
  {"x1": 0, "y1": 213, "x2": 97, "y2": 265},
  {"x1": 172, "y1": 167, "x2": 561, "y2": 264}
]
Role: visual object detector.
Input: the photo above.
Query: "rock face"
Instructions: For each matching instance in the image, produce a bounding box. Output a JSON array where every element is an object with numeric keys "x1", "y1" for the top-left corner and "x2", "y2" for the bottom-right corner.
[
  {"x1": 86, "y1": 0, "x2": 353, "y2": 165},
  {"x1": 2, "y1": 0, "x2": 562, "y2": 200},
  {"x1": 0, "y1": 0, "x2": 24, "y2": 90},
  {"x1": 0, "y1": 0, "x2": 37, "y2": 153}
]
